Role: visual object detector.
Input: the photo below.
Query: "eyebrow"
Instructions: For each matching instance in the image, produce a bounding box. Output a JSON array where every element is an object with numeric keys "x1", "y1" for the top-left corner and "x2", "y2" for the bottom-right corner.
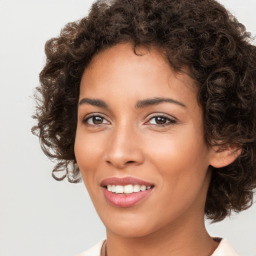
[
  {"x1": 79, "y1": 98, "x2": 108, "y2": 108},
  {"x1": 135, "y1": 97, "x2": 186, "y2": 108},
  {"x1": 78, "y1": 97, "x2": 186, "y2": 109}
]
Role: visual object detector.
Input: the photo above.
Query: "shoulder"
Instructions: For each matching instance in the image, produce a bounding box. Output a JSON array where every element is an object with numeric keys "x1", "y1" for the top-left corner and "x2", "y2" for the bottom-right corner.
[
  {"x1": 211, "y1": 238, "x2": 240, "y2": 256},
  {"x1": 78, "y1": 241, "x2": 104, "y2": 256}
]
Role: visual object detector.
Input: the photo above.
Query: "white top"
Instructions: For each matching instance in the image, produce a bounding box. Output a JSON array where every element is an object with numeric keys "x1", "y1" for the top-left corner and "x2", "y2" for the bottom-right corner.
[{"x1": 79, "y1": 238, "x2": 239, "y2": 256}]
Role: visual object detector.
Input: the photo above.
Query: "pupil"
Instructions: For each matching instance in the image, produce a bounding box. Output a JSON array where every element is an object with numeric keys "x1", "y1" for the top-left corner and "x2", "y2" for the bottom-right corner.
[
  {"x1": 156, "y1": 117, "x2": 166, "y2": 124},
  {"x1": 93, "y1": 116, "x2": 103, "y2": 124}
]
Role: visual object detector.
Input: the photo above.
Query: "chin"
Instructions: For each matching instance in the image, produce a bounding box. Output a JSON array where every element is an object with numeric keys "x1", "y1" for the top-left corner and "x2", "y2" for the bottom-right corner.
[
  {"x1": 107, "y1": 224, "x2": 154, "y2": 238},
  {"x1": 101, "y1": 213, "x2": 156, "y2": 238}
]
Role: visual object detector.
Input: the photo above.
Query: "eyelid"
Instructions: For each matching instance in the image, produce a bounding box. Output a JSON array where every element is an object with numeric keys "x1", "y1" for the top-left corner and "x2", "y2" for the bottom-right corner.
[
  {"x1": 82, "y1": 113, "x2": 110, "y2": 125},
  {"x1": 81, "y1": 112, "x2": 177, "y2": 126},
  {"x1": 144, "y1": 112, "x2": 177, "y2": 125}
]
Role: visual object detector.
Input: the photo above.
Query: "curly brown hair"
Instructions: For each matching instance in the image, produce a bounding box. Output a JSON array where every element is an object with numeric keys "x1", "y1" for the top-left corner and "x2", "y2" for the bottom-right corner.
[{"x1": 32, "y1": 0, "x2": 256, "y2": 222}]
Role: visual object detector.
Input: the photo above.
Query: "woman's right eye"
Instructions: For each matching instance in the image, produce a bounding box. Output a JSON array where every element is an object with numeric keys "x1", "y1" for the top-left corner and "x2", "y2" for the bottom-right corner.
[{"x1": 83, "y1": 115, "x2": 109, "y2": 126}]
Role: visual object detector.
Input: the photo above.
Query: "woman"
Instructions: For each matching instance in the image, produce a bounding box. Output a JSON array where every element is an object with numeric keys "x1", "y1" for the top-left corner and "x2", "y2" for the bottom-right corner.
[{"x1": 32, "y1": 0, "x2": 256, "y2": 255}]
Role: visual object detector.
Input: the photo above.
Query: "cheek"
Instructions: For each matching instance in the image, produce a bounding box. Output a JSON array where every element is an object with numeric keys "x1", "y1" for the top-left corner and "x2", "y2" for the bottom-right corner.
[
  {"x1": 146, "y1": 125, "x2": 210, "y2": 198},
  {"x1": 74, "y1": 130, "x2": 105, "y2": 189},
  {"x1": 147, "y1": 124, "x2": 209, "y2": 169},
  {"x1": 144, "y1": 137, "x2": 210, "y2": 229}
]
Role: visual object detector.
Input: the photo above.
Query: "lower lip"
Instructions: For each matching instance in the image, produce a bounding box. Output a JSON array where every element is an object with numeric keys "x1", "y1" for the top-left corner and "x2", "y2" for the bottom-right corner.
[{"x1": 102, "y1": 187, "x2": 153, "y2": 208}]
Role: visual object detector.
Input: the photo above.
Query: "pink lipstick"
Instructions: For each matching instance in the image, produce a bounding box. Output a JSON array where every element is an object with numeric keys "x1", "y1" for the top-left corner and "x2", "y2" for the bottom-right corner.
[{"x1": 100, "y1": 176, "x2": 154, "y2": 208}]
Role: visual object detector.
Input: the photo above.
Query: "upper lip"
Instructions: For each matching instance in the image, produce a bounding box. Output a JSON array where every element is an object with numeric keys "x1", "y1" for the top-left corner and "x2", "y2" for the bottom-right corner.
[{"x1": 100, "y1": 176, "x2": 154, "y2": 187}]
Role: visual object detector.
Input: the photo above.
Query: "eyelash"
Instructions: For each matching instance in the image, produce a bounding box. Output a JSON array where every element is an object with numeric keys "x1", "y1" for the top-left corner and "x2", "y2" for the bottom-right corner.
[
  {"x1": 146, "y1": 114, "x2": 176, "y2": 127},
  {"x1": 82, "y1": 114, "x2": 109, "y2": 126},
  {"x1": 82, "y1": 113, "x2": 176, "y2": 127}
]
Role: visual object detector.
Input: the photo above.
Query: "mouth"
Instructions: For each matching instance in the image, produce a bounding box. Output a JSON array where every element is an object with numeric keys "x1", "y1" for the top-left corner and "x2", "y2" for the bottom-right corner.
[
  {"x1": 100, "y1": 176, "x2": 155, "y2": 207},
  {"x1": 103, "y1": 184, "x2": 153, "y2": 194}
]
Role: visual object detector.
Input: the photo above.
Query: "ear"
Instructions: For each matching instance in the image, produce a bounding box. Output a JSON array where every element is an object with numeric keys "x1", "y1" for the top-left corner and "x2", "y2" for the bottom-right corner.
[{"x1": 209, "y1": 144, "x2": 242, "y2": 168}]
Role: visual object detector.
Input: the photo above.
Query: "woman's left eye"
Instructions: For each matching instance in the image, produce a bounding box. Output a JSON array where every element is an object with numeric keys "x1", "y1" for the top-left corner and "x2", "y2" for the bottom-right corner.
[{"x1": 147, "y1": 115, "x2": 176, "y2": 126}]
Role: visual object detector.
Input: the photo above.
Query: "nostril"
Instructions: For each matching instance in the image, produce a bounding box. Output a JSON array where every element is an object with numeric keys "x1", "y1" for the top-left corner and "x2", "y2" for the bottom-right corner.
[
  {"x1": 106, "y1": 160, "x2": 135, "y2": 166},
  {"x1": 126, "y1": 160, "x2": 135, "y2": 164}
]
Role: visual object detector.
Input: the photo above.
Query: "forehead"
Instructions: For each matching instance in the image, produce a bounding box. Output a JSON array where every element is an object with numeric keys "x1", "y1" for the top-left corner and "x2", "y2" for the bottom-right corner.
[{"x1": 80, "y1": 43, "x2": 198, "y2": 107}]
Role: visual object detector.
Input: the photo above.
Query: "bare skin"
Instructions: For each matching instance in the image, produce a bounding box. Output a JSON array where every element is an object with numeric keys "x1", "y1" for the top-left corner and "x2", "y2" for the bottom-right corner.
[{"x1": 75, "y1": 43, "x2": 239, "y2": 256}]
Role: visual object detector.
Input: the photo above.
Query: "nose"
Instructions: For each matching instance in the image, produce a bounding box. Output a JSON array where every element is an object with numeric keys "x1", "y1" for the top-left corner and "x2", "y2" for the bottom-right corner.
[{"x1": 104, "y1": 124, "x2": 144, "y2": 169}]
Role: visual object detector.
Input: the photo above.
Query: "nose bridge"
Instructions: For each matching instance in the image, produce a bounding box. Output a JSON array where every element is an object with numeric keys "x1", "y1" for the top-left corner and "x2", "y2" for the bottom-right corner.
[{"x1": 105, "y1": 121, "x2": 144, "y2": 168}]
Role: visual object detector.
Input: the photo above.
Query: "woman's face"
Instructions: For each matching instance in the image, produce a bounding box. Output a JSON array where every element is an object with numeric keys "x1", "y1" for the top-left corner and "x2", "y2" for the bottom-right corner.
[{"x1": 75, "y1": 43, "x2": 214, "y2": 238}]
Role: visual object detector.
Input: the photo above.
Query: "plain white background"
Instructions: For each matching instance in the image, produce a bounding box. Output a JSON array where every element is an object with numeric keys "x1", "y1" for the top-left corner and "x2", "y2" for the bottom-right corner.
[{"x1": 0, "y1": 0, "x2": 255, "y2": 255}]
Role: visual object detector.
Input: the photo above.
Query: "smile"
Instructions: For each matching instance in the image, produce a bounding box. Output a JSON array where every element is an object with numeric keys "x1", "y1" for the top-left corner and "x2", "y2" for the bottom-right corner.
[
  {"x1": 106, "y1": 184, "x2": 153, "y2": 194},
  {"x1": 100, "y1": 176, "x2": 155, "y2": 207}
]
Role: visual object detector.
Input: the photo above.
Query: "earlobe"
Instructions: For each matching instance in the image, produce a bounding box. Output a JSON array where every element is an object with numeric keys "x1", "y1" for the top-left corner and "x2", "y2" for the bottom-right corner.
[{"x1": 209, "y1": 145, "x2": 242, "y2": 168}]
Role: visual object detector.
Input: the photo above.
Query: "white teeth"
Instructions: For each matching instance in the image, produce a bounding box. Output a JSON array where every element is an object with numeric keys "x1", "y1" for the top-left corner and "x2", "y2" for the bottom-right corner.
[
  {"x1": 115, "y1": 185, "x2": 124, "y2": 194},
  {"x1": 124, "y1": 184, "x2": 133, "y2": 194},
  {"x1": 106, "y1": 184, "x2": 152, "y2": 194},
  {"x1": 140, "y1": 185, "x2": 146, "y2": 191},
  {"x1": 133, "y1": 185, "x2": 140, "y2": 192}
]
